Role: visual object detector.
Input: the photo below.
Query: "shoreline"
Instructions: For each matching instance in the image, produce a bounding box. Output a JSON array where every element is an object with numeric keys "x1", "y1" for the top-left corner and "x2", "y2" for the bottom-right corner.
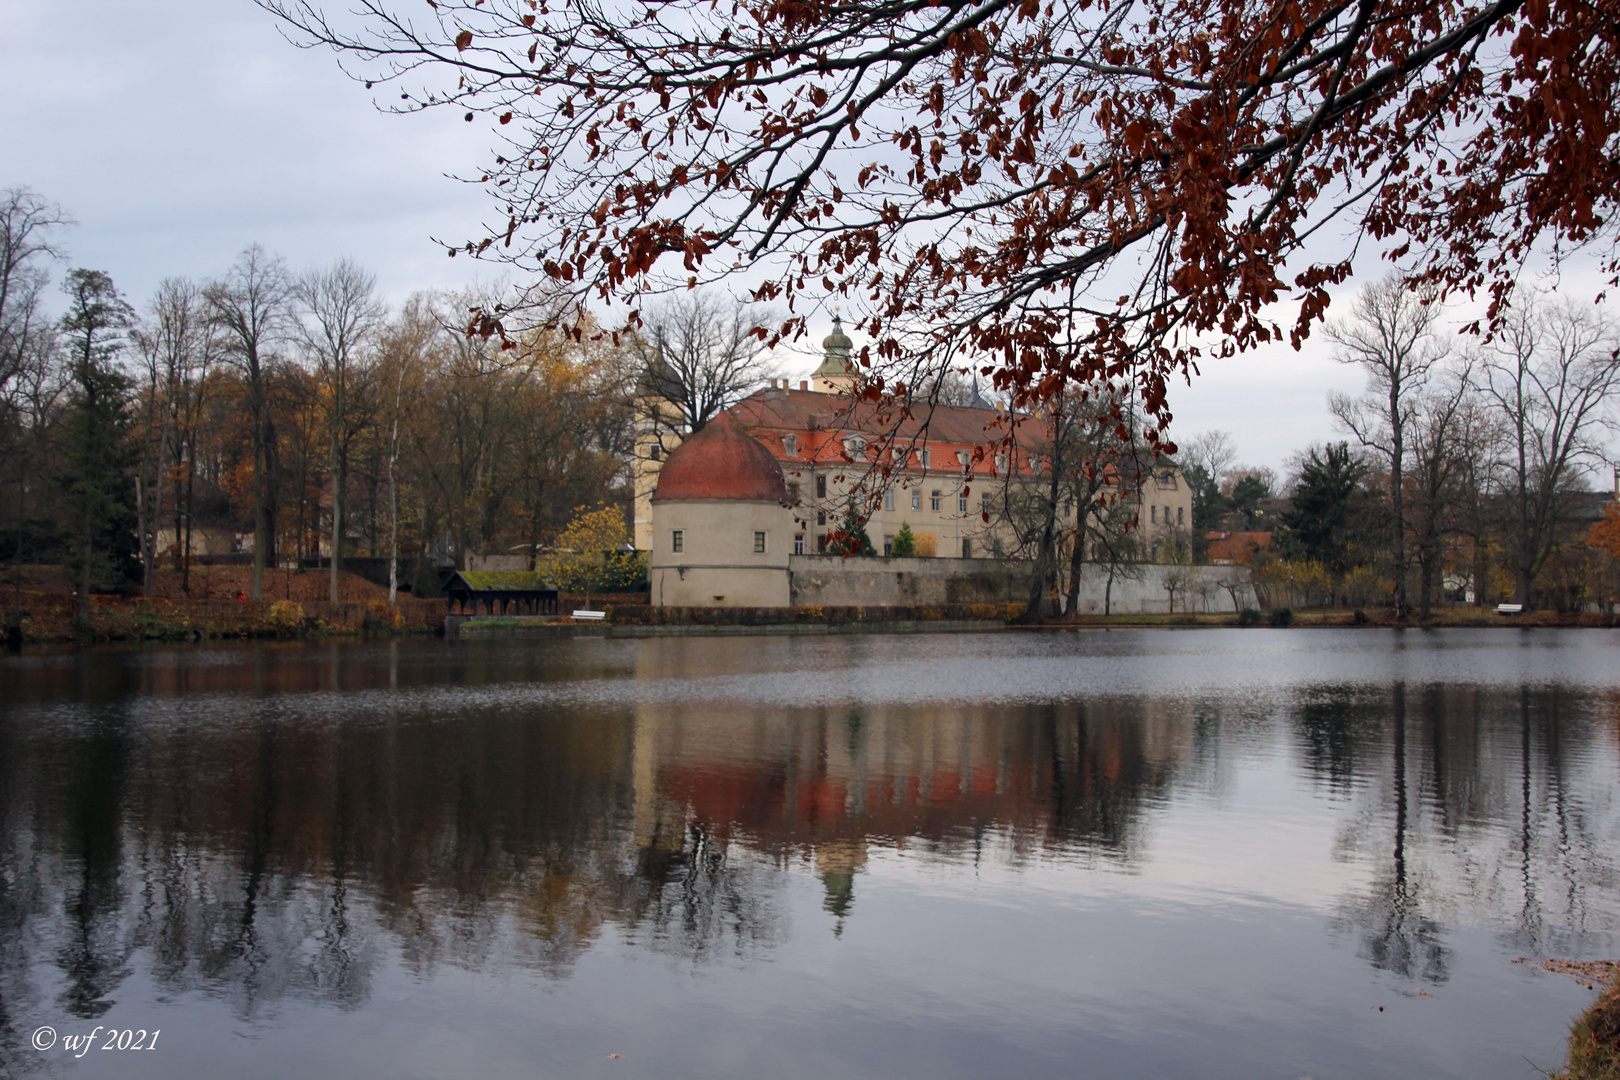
[{"x1": 4, "y1": 588, "x2": 1615, "y2": 647}]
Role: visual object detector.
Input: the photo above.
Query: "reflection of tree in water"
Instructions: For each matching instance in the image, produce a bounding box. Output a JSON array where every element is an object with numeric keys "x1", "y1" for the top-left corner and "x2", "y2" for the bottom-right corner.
[
  {"x1": 1336, "y1": 685, "x2": 1450, "y2": 983},
  {"x1": 4, "y1": 660, "x2": 1618, "y2": 1031},
  {"x1": 55, "y1": 710, "x2": 135, "y2": 1018},
  {"x1": 625, "y1": 822, "x2": 786, "y2": 960},
  {"x1": 1294, "y1": 689, "x2": 1382, "y2": 797},
  {"x1": 1326, "y1": 682, "x2": 1620, "y2": 984}
]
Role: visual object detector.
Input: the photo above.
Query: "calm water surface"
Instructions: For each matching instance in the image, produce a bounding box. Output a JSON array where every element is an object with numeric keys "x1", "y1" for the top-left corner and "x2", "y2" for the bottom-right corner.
[{"x1": 1, "y1": 629, "x2": 1617, "y2": 1079}]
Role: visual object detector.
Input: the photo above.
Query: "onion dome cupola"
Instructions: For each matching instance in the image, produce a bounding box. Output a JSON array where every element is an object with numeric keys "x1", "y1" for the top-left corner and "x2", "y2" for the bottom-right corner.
[{"x1": 811, "y1": 313, "x2": 857, "y2": 393}]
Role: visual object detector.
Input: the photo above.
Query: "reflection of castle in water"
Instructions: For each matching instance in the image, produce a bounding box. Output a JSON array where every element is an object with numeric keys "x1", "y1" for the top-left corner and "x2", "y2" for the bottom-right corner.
[
  {"x1": 1, "y1": 647, "x2": 1618, "y2": 1057},
  {"x1": 628, "y1": 641, "x2": 1191, "y2": 920}
]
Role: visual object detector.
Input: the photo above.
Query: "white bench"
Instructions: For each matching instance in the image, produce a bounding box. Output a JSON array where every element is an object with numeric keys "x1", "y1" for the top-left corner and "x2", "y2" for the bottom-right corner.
[
  {"x1": 572, "y1": 609, "x2": 606, "y2": 621},
  {"x1": 1495, "y1": 603, "x2": 1524, "y2": 615}
]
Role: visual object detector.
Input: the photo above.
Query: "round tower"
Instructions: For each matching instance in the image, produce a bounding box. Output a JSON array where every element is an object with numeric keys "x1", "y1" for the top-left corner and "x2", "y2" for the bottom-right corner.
[{"x1": 648, "y1": 413, "x2": 793, "y2": 607}]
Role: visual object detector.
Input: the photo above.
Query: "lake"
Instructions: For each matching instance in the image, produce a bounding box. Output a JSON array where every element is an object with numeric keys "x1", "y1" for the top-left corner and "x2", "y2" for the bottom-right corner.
[{"x1": 1, "y1": 629, "x2": 1617, "y2": 1079}]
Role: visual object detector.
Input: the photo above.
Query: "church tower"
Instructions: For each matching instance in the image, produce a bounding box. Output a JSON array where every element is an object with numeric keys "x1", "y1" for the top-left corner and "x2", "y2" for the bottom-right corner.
[{"x1": 810, "y1": 314, "x2": 857, "y2": 394}]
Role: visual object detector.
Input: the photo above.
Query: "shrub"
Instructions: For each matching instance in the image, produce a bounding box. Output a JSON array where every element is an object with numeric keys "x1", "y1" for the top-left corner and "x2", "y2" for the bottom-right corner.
[
  {"x1": 914, "y1": 532, "x2": 939, "y2": 558},
  {"x1": 1237, "y1": 608, "x2": 1262, "y2": 627},
  {"x1": 1269, "y1": 607, "x2": 1295, "y2": 627},
  {"x1": 267, "y1": 601, "x2": 304, "y2": 634}
]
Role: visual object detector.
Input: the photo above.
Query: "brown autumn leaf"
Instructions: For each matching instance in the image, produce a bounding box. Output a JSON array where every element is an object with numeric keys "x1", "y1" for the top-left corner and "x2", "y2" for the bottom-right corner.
[{"x1": 266, "y1": 0, "x2": 1620, "y2": 446}]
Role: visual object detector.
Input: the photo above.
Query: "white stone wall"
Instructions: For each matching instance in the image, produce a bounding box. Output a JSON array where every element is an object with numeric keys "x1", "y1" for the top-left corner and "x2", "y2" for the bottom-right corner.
[
  {"x1": 787, "y1": 555, "x2": 1254, "y2": 613},
  {"x1": 649, "y1": 498, "x2": 793, "y2": 607}
]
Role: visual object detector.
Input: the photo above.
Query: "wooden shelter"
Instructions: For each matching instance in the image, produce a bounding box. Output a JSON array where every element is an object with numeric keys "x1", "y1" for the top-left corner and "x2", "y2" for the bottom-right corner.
[{"x1": 443, "y1": 571, "x2": 559, "y2": 615}]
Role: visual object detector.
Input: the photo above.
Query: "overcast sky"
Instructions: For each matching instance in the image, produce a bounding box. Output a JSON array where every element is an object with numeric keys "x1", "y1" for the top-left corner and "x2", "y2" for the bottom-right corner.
[{"x1": 4, "y1": 2, "x2": 1607, "y2": 477}]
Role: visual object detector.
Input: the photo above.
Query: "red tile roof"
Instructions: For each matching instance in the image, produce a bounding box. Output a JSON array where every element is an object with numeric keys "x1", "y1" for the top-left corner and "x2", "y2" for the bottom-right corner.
[
  {"x1": 1205, "y1": 531, "x2": 1273, "y2": 564},
  {"x1": 727, "y1": 386, "x2": 1039, "y2": 476},
  {"x1": 652, "y1": 412, "x2": 789, "y2": 502}
]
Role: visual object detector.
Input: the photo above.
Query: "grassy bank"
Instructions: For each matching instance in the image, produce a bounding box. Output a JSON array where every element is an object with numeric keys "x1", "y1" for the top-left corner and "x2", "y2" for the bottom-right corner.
[
  {"x1": 1561, "y1": 968, "x2": 1620, "y2": 1080},
  {"x1": 2, "y1": 590, "x2": 446, "y2": 643}
]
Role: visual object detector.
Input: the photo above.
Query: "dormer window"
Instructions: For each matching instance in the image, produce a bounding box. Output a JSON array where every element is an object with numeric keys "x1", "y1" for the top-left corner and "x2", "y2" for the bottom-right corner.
[
  {"x1": 994, "y1": 452, "x2": 1007, "y2": 474},
  {"x1": 842, "y1": 436, "x2": 866, "y2": 462},
  {"x1": 955, "y1": 450, "x2": 970, "y2": 468},
  {"x1": 782, "y1": 434, "x2": 798, "y2": 457},
  {"x1": 921, "y1": 448, "x2": 931, "y2": 469}
]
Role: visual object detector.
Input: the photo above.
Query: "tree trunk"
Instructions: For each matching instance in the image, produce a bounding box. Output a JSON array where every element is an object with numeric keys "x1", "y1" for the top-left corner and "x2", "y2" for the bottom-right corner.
[
  {"x1": 1388, "y1": 382, "x2": 1408, "y2": 620},
  {"x1": 252, "y1": 381, "x2": 267, "y2": 601},
  {"x1": 135, "y1": 474, "x2": 150, "y2": 598},
  {"x1": 1022, "y1": 467, "x2": 1062, "y2": 622},
  {"x1": 76, "y1": 523, "x2": 93, "y2": 631},
  {"x1": 330, "y1": 464, "x2": 344, "y2": 602}
]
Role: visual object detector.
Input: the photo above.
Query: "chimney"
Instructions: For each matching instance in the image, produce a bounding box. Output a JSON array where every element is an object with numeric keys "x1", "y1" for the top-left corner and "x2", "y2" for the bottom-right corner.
[{"x1": 799, "y1": 380, "x2": 809, "y2": 391}]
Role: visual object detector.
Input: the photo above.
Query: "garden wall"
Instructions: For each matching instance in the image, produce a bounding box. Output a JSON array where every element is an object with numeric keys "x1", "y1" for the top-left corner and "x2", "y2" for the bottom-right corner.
[{"x1": 785, "y1": 556, "x2": 1255, "y2": 613}]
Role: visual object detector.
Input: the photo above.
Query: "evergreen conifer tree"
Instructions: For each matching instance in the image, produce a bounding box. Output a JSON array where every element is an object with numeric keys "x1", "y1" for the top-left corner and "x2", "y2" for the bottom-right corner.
[
  {"x1": 58, "y1": 269, "x2": 137, "y2": 628},
  {"x1": 890, "y1": 522, "x2": 917, "y2": 558}
]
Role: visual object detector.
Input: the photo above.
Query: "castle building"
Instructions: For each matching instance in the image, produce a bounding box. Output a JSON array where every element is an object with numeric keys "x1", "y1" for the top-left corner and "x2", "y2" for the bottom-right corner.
[{"x1": 637, "y1": 317, "x2": 1194, "y2": 607}]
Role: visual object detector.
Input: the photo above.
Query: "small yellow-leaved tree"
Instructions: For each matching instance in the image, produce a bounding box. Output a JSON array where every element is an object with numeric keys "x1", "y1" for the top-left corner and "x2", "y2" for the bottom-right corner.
[{"x1": 541, "y1": 505, "x2": 643, "y2": 608}]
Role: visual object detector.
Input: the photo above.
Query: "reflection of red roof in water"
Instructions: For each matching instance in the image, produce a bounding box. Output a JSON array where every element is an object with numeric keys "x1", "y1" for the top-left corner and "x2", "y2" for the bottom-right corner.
[{"x1": 652, "y1": 412, "x2": 789, "y2": 502}]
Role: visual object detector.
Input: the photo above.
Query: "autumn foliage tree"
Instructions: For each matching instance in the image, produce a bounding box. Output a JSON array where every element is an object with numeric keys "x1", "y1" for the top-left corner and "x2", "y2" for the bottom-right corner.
[
  {"x1": 1589, "y1": 502, "x2": 1620, "y2": 559},
  {"x1": 540, "y1": 503, "x2": 641, "y2": 606},
  {"x1": 265, "y1": 0, "x2": 1619, "y2": 438}
]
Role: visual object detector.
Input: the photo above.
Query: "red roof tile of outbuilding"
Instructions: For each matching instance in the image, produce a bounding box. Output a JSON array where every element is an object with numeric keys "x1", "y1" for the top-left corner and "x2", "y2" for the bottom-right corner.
[{"x1": 652, "y1": 412, "x2": 789, "y2": 502}]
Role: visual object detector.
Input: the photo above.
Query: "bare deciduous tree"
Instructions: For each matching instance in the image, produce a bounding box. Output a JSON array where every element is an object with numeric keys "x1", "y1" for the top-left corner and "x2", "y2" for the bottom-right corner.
[
  {"x1": 0, "y1": 188, "x2": 72, "y2": 394},
  {"x1": 1474, "y1": 295, "x2": 1620, "y2": 607},
  {"x1": 206, "y1": 245, "x2": 293, "y2": 600},
  {"x1": 628, "y1": 292, "x2": 777, "y2": 445},
  {"x1": 131, "y1": 278, "x2": 215, "y2": 596},
  {"x1": 295, "y1": 258, "x2": 386, "y2": 601},
  {"x1": 1328, "y1": 278, "x2": 1450, "y2": 619}
]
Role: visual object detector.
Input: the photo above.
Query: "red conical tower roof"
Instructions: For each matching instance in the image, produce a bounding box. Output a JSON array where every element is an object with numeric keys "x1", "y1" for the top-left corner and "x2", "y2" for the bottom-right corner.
[{"x1": 652, "y1": 412, "x2": 788, "y2": 502}]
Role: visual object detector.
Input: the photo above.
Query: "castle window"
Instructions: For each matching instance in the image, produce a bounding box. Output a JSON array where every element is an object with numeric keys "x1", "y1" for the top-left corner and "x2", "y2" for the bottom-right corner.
[
  {"x1": 1151, "y1": 506, "x2": 1158, "y2": 524},
  {"x1": 817, "y1": 510, "x2": 826, "y2": 526},
  {"x1": 788, "y1": 482, "x2": 801, "y2": 505},
  {"x1": 816, "y1": 534, "x2": 828, "y2": 552},
  {"x1": 794, "y1": 534, "x2": 805, "y2": 554},
  {"x1": 783, "y1": 434, "x2": 798, "y2": 457},
  {"x1": 816, "y1": 475, "x2": 827, "y2": 498},
  {"x1": 930, "y1": 490, "x2": 941, "y2": 511},
  {"x1": 754, "y1": 531, "x2": 767, "y2": 553},
  {"x1": 671, "y1": 530, "x2": 684, "y2": 553},
  {"x1": 883, "y1": 536, "x2": 894, "y2": 555},
  {"x1": 981, "y1": 491, "x2": 991, "y2": 514},
  {"x1": 649, "y1": 444, "x2": 661, "y2": 461},
  {"x1": 883, "y1": 488, "x2": 894, "y2": 511},
  {"x1": 962, "y1": 539, "x2": 972, "y2": 558},
  {"x1": 958, "y1": 492, "x2": 968, "y2": 514},
  {"x1": 1178, "y1": 506, "x2": 1185, "y2": 525},
  {"x1": 911, "y1": 490, "x2": 921, "y2": 510}
]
